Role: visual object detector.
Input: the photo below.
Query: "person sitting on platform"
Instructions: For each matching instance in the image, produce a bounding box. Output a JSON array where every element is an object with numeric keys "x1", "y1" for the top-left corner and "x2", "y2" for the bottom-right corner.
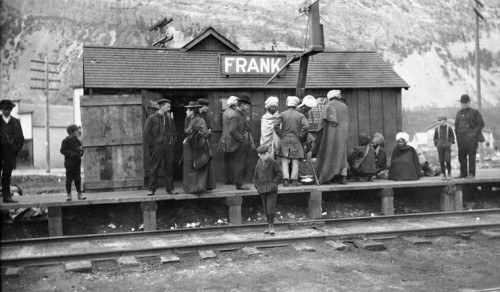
[
  {"x1": 372, "y1": 132, "x2": 388, "y2": 179},
  {"x1": 388, "y1": 132, "x2": 421, "y2": 181},
  {"x1": 183, "y1": 101, "x2": 216, "y2": 194},
  {"x1": 348, "y1": 133, "x2": 376, "y2": 181},
  {"x1": 433, "y1": 115, "x2": 455, "y2": 180},
  {"x1": 60, "y1": 124, "x2": 86, "y2": 201},
  {"x1": 253, "y1": 145, "x2": 282, "y2": 235}
]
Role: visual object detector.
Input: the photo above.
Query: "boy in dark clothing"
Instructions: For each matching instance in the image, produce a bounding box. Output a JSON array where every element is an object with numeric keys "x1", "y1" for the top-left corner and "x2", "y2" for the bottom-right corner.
[
  {"x1": 60, "y1": 124, "x2": 86, "y2": 201},
  {"x1": 348, "y1": 134, "x2": 376, "y2": 181},
  {"x1": 433, "y1": 116, "x2": 455, "y2": 180},
  {"x1": 253, "y1": 145, "x2": 283, "y2": 235}
]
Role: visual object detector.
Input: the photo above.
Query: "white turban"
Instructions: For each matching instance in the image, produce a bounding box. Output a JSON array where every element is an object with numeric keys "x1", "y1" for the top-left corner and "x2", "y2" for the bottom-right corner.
[
  {"x1": 327, "y1": 90, "x2": 341, "y2": 100},
  {"x1": 286, "y1": 96, "x2": 300, "y2": 107},
  {"x1": 227, "y1": 96, "x2": 238, "y2": 106},
  {"x1": 299, "y1": 95, "x2": 317, "y2": 108},
  {"x1": 396, "y1": 132, "x2": 410, "y2": 144},
  {"x1": 265, "y1": 96, "x2": 279, "y2": 109}
]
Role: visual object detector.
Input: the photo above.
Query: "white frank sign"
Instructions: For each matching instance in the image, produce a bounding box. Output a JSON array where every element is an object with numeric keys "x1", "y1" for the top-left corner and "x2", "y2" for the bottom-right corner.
[{"x1": 220, "y1": 54, "x2": 287, "y2": 75}]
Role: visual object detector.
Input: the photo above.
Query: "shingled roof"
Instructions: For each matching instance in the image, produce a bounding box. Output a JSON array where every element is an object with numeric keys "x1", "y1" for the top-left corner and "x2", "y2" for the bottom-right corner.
[{"x1": 83, "y1": 30, "x2": 408, "y2": 90}]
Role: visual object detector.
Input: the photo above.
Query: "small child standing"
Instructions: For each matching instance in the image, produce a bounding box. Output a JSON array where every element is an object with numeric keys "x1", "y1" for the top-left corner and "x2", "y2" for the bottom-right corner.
[
  {"x1": 60, "y1": 124, "x2": 86, "y2": 201},
  {"x1": 253, "y1": 145, "x2": 283, "y2": 235},
  {"x1": 433, "y1": 116, "x2": 455, "y2": 180}
]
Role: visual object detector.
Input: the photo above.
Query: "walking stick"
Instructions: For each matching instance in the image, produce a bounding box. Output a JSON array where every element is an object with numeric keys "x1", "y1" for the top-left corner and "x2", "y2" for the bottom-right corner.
[{"x1": 308, "y1": 156, "x2": 320, "y2": 186}]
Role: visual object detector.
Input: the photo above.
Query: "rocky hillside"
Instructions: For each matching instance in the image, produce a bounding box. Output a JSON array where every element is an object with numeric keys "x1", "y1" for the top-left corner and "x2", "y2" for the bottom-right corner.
[{"x1": 1, "y1": 0, "x2": 499, "y2": 109}]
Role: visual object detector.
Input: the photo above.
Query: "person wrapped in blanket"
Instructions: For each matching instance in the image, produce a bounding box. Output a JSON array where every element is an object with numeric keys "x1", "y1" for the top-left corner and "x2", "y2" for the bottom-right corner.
[
  {"x1": 388, "y1": 132, "x2": 421, "y2": 181},
  {"x1": 372, "y1": 132, "x2": 388, "y2": 179},
  {"x1": 348, "y1": 133, "x2": 376, "y2": 181}
]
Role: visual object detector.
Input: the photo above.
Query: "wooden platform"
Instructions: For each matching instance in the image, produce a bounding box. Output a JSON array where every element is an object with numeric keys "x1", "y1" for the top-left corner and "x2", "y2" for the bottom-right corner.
[{"x1": 2, "y1": 169, "x2": 499, "y2": 237}]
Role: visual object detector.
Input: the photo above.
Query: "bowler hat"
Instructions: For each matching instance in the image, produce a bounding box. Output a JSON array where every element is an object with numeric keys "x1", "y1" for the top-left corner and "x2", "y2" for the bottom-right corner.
[
  {"x1": 256, "y1": 145, "x2": 269, "y2": 153},
  {"x1": 185, "y1": 101, "x2": 202, "y2": 108},
  {"x1": 459, "y1": 94, "x2": 470, "y2": 103},
  {"x1": 197, "y1": 98, "x2": 209, "y2": 106},
  {"x1": 157, "y1": 99, "x2": 171, "y2": 105},
  {"x1": 66, "y1": 124, "x2": 81, "y2": 135},
  {"x1": 0, "y1": 99, "x2": 15, "y2": 110},
  {"x1": 237, "y1": 94, "x2": 251, "y2": 105}
]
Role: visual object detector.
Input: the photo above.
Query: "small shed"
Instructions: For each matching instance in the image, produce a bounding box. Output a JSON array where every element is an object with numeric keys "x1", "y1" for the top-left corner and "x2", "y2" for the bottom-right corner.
[{"x1": 82, "y1": 27, "x2": 409, "y2": 191}]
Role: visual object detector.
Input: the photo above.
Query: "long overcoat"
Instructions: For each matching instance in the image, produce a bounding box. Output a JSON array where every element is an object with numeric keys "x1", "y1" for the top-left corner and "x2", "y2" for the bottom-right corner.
[
  {"x1": 274, "y1": 108, "x2": 309, "y2": 159},
  {"x1": 311, "y1": 99, "x2": 349, "y2": 184}
]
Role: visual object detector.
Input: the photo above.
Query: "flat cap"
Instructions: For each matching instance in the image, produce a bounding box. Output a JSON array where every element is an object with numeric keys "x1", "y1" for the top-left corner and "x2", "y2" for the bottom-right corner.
[
  {"x1": 66, "y1": 124, "x2": 81, "y2": 135},
  {"x1": 256, "y1": 145, "x2": 270, "y2": 153},
  {"x1": 437, "y1": 115, "x2": 447, "y2": 121},
  {"x1": 157, "y1": 99, "x2": 171, "y2": 105}
]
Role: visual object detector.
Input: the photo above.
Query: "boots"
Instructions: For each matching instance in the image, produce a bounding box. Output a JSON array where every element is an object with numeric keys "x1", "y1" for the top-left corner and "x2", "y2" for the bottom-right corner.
[
  {"x1": 442, "y1": 173, "x2": 447, "y2": 180},
  {"x1": 269, "y1": 224, "x2": 275, "y2": 235},
  {"x1": 339, "y1": 176, "x2": 347, "y2": 185},
  {"x1": 66, "y1": 193, "x2": 72, "y2": 202},
  {"x1": 264, "y1": 224, "x2": 270, "y2": 234},
  {"x1": 268, "y1": 214, "x2": 275, "y2": 235},
  {"x1": 283, "y1": 179, "x2": 289, "y2": 187},
  {"x1": 291, "y1": 179, "x2": 301, "y2": 187},
  {"x1": 77, "y1": 192, "x2": 87, "y2": 200}
]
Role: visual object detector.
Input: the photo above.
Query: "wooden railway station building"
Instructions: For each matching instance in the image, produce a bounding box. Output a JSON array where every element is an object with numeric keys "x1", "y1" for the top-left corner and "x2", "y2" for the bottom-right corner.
[{"x1": 82, "y1": 27, "x2": 409, "y2": 191}]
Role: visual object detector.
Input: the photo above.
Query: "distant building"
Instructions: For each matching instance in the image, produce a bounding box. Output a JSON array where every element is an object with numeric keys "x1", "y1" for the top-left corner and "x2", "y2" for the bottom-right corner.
[
  {"x1": 411, "y1": 132, "x2": 429, "y2": 152},
  {"x1": 11, "y1": 101, "x2": 73, "y2": 168}
]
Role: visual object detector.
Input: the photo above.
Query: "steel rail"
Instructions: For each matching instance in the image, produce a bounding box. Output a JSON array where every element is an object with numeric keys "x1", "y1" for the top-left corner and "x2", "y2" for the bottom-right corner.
[
  {"x1": 2, "y1": 222, "x2": 500, "y2": 267},
  {"x1": 3, "y1": 208, "x2": 500, "y2": 247}
]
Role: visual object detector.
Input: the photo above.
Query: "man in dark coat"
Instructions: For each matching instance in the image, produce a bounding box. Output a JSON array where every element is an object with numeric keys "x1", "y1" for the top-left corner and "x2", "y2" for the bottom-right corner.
[
  {"x1": 230, "y1": 94, "x2": 255, "y2": 190},
  {"x1": 454, "y1": 94, "x2": 484, "y2": 179},
  {"x1": 197, "y1": 98, "x2": 212, "y2": 135},
  {"x1": 0, "y1": 99, "x2": 24, "y2": 203},
  {"x1": 143, "y1": 99, "x2": 177, "y2": 196}
]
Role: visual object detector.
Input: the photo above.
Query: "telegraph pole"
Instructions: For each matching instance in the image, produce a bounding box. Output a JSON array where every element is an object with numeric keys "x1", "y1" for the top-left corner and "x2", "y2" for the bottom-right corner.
[
  {"x1": 473, "y1": 0, "x2": 485, "y2": 163},
  {"x1": 31, "y1": 57, "x2": 60, "y2": 173}
]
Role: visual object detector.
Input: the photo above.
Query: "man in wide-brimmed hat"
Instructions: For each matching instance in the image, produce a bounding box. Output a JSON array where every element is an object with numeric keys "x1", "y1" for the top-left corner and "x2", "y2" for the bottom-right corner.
[
  {"x1": 454, "y1": 94, "x2": 484, "y2": 179},
  {"x1": 232, "y1": 94, "x2": 255, "y2": 190},
  {"x1": 1, "y1": 99, "x2": 24, "y2": 203},
  {"x1": 143, "y1": 98, "x2": 178, "y2": 196}
]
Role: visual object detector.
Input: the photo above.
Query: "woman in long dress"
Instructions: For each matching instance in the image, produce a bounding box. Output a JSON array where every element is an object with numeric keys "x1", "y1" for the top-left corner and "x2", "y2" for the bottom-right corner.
[{"x1": 183, "y1": 101, "x2": 217, "y2": 194}]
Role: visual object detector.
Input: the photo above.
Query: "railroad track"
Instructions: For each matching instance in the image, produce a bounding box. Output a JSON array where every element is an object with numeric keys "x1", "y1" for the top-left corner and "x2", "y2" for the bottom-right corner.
[{"x1": 2, "y1": 209, "x2": 500, "y2": 267}]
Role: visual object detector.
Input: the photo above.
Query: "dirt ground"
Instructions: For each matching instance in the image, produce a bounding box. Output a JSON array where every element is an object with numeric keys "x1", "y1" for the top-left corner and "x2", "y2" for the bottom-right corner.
[{"x1": 2, "y1": 234, "x2": 500, "y2": 292}]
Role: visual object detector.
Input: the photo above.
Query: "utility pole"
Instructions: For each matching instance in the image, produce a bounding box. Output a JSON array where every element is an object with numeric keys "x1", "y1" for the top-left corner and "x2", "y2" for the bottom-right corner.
[
  {"x1": 31, "y1": 57, "x2": 60, "y2": 173},
  {"x1": 473, "y1": 0, "x2": 485, "y2": 163}
]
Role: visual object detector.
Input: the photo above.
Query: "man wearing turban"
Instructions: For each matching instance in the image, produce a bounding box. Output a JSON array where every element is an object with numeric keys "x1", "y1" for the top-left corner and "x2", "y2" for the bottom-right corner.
[
  {"x1": 274, "y1": 96, "x2": 309, "y2": 187},
  {"x1": 260, "y1": 96, "x2": 280, "y2": 158},
  {"x1": 311, "y1": 90, "x2": 349, "y2": 184}
]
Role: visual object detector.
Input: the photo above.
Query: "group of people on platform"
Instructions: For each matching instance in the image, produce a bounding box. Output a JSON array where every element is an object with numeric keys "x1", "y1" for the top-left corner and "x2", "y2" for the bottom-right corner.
[{"x1": 0, "y1": 91, "x2": 485, "y2": 216}]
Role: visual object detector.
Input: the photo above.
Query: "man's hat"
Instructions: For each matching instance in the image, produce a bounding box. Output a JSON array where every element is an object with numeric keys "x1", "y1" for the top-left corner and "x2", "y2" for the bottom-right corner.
[
  {"x1": 0, "y1": 99, "x2": 15, "y2": 110},
  {"x1": 185, "y1": 101, "x2": 202, "y2": 108},
  {"x1": 237, "y1": 94, "x2": 251, "y2": 105},
  {"x1": 437, "y1": 115, "x2": 447, "y2": 121},
  {"x1": 256, "y1": 145, "x2": 270, "y2": 153},
  {"x1": 197, "y1": 98, "x2": 209, "y2": 106},
  {"x1": 66, "y1": 124, "x2": 81, "y2": 135},
  {"x1": 157, "y1": 99, "x2": 171, "y2": 105},
  {"x1": 459, "y1": 94, "x2": 470, "y2": 103}
]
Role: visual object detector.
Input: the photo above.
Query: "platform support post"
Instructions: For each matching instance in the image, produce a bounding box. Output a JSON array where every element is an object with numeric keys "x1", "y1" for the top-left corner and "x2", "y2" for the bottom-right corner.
[
  {"x1": 48, "y1": 206, "x2": 63, "y2": 237},
  {"x1": 308, "y1": 190, "x2": 322, "y2": 219},
  {"x1": 140, "y1": 201, "x2": 158, "y2": 231},
  {"x1": 440, "y1": 185, "x2": 457, "y2": 211},
  {"x1": 454, "y1": 185, "x2": 463, "y2": 211},
  {"x1": 378, "y1": 188, "x2": 394, "y2": 215},
  {"x1": 226, "y1": 196, "x2": 243, "y2": 225}
]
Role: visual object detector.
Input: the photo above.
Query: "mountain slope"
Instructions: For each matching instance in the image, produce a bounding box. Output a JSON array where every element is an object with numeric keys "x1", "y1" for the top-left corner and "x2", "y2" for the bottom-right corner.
[{"x1": 1, "y1": 0, "x2": 499, "y2": 108}]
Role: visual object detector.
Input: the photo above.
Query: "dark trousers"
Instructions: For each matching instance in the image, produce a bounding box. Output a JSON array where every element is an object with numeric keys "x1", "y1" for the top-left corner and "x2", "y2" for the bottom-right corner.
[
  {"x1": 223, "y1": 152, "x2": 235, "y2": 184},
  {"x1": 66, "y1": 167, "x2": 82, "y2": 194},
  {"x1": 259, "y1": 192, "x2": 277, "y2": 215},
  {"x1": 234, "y1": 144, "x2": 251, "y2": 186},
  {"x1": 149, "y1": 147, "x2": 174, "y2": 192},
  {"x1": 1, "y1": 145, "x2": 15, "y2": 201},
  {"x1": 437, "y1": 144, "x2": 452, "y2": 175},
  {"x1": 457, "y1": 133, "x2": 477, "y2": 177}
]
